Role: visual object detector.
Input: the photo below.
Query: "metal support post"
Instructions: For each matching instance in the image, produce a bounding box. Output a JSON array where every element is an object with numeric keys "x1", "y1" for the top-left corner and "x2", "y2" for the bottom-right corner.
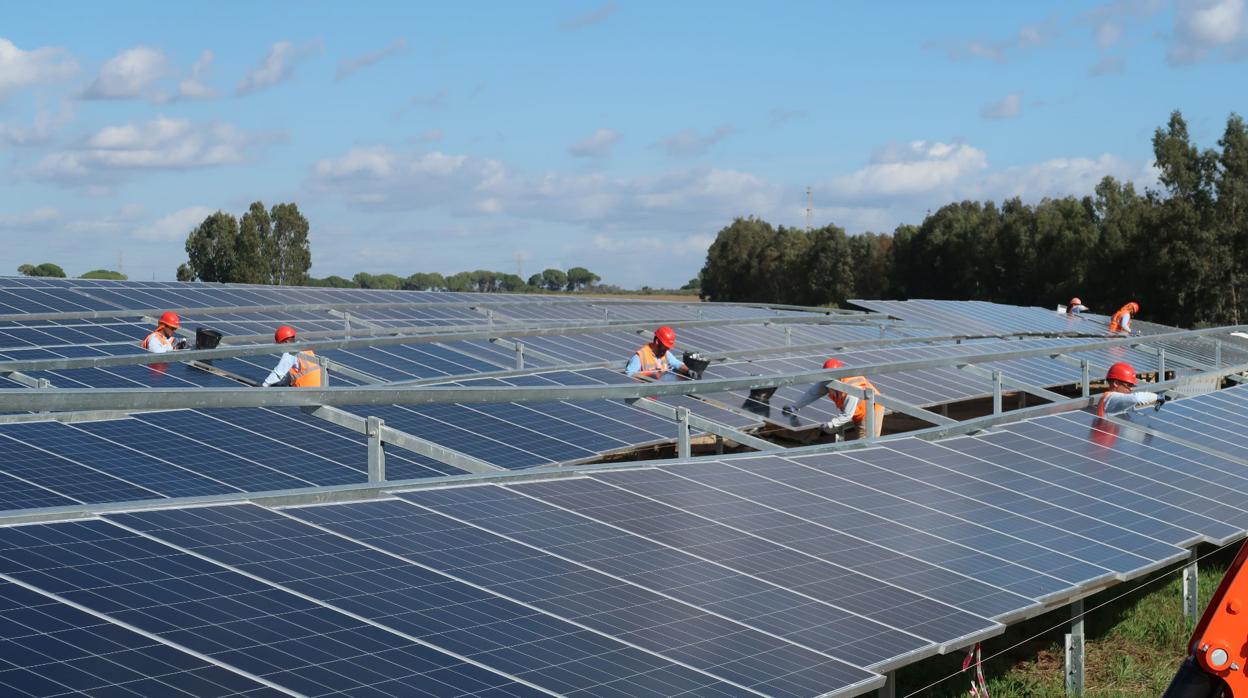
[
  {"x1": 366, "y1": 416, "x2": 385, "y2": 483},
  {"x1": 992, "y1": 370, "x2": 1003, "y2": 415},
  {"x1": 1183, "y1": 555, "x2": 1199, "y2": 622},
  {"x1": 675, "y1": 407, "x2": 691, "y2": 459},
  {"x1": 515, "y1": 342, "x2": 525, "y2": 370},
  {"x1": 864, "y1": 388, "x2": 877, "y2": 443},
  {"x1": 715, "y1": 435, "x2": 724, "y2": 455},
  {"x1": 36, "y1": 378, "x2": 50, "y2": 389},
  {"x1": 317, "y1": 357, "x2": 329, "y2": 386},
  {"x1": 1215, "y1": 339, "x2": 1223, "y2": 367},
  {"x1": 785, "y1": 326, "x2": 792, "y2": 346},
  {"x1": 343, "y1": 312, "x2": 351, "y2": 334},
  {"x1": 1081, "y1": 360, "x2": 1090, "y2": 398},
  {"x1": 1158, "y1": 348, "x2": 1167, "y2": 382},
  {"x1": 1066, "y1": 598, "x2": 1085, "y2": 697},
  {"x1": 877, "y1": 671, "x2": 895, "y2": 698}
]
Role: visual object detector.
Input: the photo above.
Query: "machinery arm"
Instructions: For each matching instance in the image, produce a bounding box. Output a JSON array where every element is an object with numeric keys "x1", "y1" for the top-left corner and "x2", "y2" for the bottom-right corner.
[{"x1": 1162, "y1": 542, "x2": 1248, "y2": 698}]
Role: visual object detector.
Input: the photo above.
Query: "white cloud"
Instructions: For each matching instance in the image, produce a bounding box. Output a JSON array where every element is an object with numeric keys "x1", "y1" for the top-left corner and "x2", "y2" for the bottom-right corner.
[
  {"x1": 929, "y1": 17, "x2": 1061, "y2": 62},
  {"x1": 81, "y1": 46, "x2": 169, "y2": 100},
  {"x1": 973, "y1": 153, "x2": 1157, "y2": 200},
  {"x1": 177, "y1": 50, "x2": 217, "y2": 99},
  {"x1": 132, "y1": 206, "x2": 215, "y2": 242},
  {"x1": 34, "y1": 116, "x2": 277, "y2": 184},
  {"x1": 336, "y1": 38, "x2": 407, "y2": 80},
  {"x1": 1169, "y1": 0, "x2": 1248, "y2": 63},
  {"x1": 820, "y1": 141, "x2": 989, "y2": 203},
  {"x1": 0, "y1": 207, "x2": 61, "y2": 230},
  {"x1": 654, "y1": 125, "x2": 734, "y2": 157},
  {"x1": 568, "y1": 128, "x2": 621, "y2": 157},
  {"x1": 0, "y1": 101, "x2": 75, "y2": 146},
  {"x1": 0, "y1": 38, "x2": 78, "y2": 97},
  {"x1": 981, "y1": 93, "x2": 1024, "y2": 120},
  {"x1": 560, "y1": 2, "x2": 617, "y2": 30},
  {"x1": 237, "y1": 40, "x2": 322, "y2": 95}
]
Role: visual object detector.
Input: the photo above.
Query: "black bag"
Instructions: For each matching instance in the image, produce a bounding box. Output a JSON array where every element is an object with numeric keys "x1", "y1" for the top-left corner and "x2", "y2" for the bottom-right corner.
[{"x1": 195, "y1": 327, "x2": 223, "y2": 350}]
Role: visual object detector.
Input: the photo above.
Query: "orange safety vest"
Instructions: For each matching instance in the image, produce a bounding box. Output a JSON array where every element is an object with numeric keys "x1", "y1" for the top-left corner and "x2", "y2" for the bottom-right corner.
[
  {"x1": 1109, "y1": 305, "x2": 1133, "y2": 333},
  {"x1": 140, "y1": 330, "x2": 173, "y2": 352},
  {"x1": 827, "y1": 375, "x2": 885, "y2": 425},
  {"x1": 288, "y1": 350, "x2": 323, "y2": 387},
  {"x1": 633, "y1": 344, "x2": 669, "y2": 379}
]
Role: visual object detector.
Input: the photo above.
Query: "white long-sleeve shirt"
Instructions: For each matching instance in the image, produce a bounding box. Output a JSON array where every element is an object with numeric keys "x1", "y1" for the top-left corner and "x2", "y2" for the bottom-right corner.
[
  {"x1": 791, "y1": 381, "x2": 858, "y2": 427},
  {"x1": 262, "y1": 352, "x2": 298, "y2": 387},
  {"x1": 143, "y1": 332, "x2": 175, "y2": 353},
  {"x1": 1097, "y1": 390, "x2": 1160, "y2": 414},
  {"x1": 1117, "y1": 311, "x2": 1132, "y2": 333}
]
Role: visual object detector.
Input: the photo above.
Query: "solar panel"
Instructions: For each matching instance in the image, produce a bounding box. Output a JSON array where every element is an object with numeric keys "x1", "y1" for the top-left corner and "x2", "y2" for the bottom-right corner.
[
  {"x1": 0, "y1": 580, "x2": 284, "y2": 697},
  {"x1": 109, "y1": 504, "x2": 755, "y2": 698},
  {"x1": 0, "y1": 519, "x2": 545, "y2": 697},
  {"x1": 374, "y1": 489, "x2": 883, "y2": 694}
]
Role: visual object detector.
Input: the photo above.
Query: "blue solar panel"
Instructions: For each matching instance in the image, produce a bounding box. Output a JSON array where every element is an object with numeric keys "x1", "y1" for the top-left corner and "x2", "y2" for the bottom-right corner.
[
  {"x1": 309, "y1": 491, "x2": 878, "y2": 698},
  {"x1": 114, "y1": 504, "x2": 761, "y2": 698},
  {"x1": 592, "y1": 466, "x2": 1038, "y2": 621},
  {"x1": 0, "y1": 580, "x2": 283, "y2": 697},
  {"x1": 72, "y1": 419, "x2": 314, "y2": 493},
  {"x1": 0, "y1": 425, "x2": 164, "y2": 505},
  {"x1": 499, "y1": 478, "x2": 1001, "y2": 648},
  {"x1": 884, "y1": 438, "x2": 1199, "y2": 549},
  {"x1": 0, "y1": 520, "x2": 544, "y2": 698}
]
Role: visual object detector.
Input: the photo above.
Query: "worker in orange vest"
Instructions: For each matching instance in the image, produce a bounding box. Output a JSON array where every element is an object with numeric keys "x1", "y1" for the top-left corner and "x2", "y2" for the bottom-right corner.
[
  {"x1": 261, "y1": 325, "x2": 323, "y2": 387},
  {"x1": 1095, "y1": 361, "x2": 1166, "y2": 416},
  {"x1": 783, "y1": 358, "x2": 885, "y2": 438},
  {"x1": 625, "y1": 325, "x2": 694, "y2": 380},
  {"x1": 140, "y1": 312, "x2": 187, "y2": 353},
  {"x1": 1109, "y1": 301, "x2": 1140, "y2": 335}
]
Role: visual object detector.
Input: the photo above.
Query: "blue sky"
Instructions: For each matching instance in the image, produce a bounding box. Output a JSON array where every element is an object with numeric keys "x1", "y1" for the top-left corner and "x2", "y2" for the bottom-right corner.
[{"x1": 1, "y1": 0, "x2": 1245, "y2": 287}]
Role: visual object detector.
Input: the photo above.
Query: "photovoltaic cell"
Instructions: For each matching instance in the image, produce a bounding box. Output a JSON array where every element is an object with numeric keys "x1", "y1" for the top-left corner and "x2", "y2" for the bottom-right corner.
[
  {"x1": 110, "y1": 505, "x2": 752, "y2": 698},
  {"x1": 0, "y1": 520, "x2": 544, "y2": 698},
  {"x1": 0, "y1": 580, "x2": 282, "y2": 697},
  {"x1": 388, "y1": 488, "x2": 889, "y2": 695}
]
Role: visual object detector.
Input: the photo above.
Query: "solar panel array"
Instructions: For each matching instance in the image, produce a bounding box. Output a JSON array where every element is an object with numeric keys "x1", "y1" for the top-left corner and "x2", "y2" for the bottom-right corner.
[{"x1": 0, "y1": 278, "x2": 1245, "y2": 696}]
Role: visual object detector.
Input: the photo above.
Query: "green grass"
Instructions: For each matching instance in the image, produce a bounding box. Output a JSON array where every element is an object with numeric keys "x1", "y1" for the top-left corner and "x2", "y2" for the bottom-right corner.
[{"x1": 895, "y1": 546, "x2": 1235, "y2": 697}]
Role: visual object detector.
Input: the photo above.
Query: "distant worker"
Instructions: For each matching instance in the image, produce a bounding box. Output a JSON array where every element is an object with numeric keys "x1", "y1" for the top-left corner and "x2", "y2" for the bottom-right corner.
[
  {"x1": 783, "y1": 358, "x2": 885, "y2": 439},
  {"x1": 625, "y1": 325, "x2": 693, "y2": 380},
  {"x1": 261, "y1": 325, "x2": 323, "y2": 387},
  {"x1": 1109, "y1": 301, "x2": 1140, "y2": 335},
  {"x1": 140, "y1": 312, "x2": 187, "y2": 353},
  {"x1": 1067, "y1": 297, "x2": 1088, "y2": 314},
  {"x1": 1095, "y1": 361, "x2": 1167, "y2": 416}
]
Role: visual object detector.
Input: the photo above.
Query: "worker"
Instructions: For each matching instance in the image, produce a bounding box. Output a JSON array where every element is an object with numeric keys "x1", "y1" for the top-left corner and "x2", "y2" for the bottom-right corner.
[
  {"x1": 1109, "y1": 301, "x2": 1140, "y2": 335},
  {"x1": 1067, "y1": 297, "x2": 1088, "y2": 314},
  {"x1": 1095, "y1": 361, "x2": 1167, "y2": 416},
  {"x1": 782, "y1": 358, "x2": 885, "y2": 439},
  {"x1": 261, "y1": 325, "x2": 323, "y2": 387},
  {"x1": 625, "y1": 325, "x2": 693, "y2": 381},
  {"x1": 140, "y1": 312, "x2": 186, "y2": 353}
]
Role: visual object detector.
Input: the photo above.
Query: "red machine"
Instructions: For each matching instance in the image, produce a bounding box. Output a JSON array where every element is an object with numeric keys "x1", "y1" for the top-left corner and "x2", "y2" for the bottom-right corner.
[{"x1": 1163, "y1": 543, "x2": 1248, "y2": 697}]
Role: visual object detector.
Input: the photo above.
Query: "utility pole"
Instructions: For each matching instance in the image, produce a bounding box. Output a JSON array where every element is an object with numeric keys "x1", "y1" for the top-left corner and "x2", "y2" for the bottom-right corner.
[{"x1": 805, "y1": 186, "x2": 813, "y2": 232}]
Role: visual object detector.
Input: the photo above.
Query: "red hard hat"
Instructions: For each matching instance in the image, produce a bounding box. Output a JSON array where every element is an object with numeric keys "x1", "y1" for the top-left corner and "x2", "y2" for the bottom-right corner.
[
  {"x1": 654, "y1": 326, "x2": 676, "y2": 349},
  {"x1": 823, "y1": 358, "x2": 844, "y2": 369},
  {"x1": 274, "y1": 325, "x2": 297, "y2": 343},
  {"x1": 1070, "y1": 298, "x2": 1082, "y2": 306},
  {"x1": 1106, "y1": 361, "x2": 1137, "y2": 386},
  {"x1": 159, "y1": 311, "x2": 180, "y2": 329}
]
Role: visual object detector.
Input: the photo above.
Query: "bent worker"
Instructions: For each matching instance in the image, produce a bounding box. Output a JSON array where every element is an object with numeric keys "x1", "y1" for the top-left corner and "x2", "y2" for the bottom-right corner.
[
  {"x1": 140, "y1": 312, "x2": 187, "y2": 353},
  {"x1": 782, "y1": 358, "x2": 885, "y2": 439},
  {"x1": 1095, "y1": 361, "x2": 1166, "y2": 416},
  {"x1": 1067, "y1": 297, "x2": 1088, "y2": 314},
  {"x1": 625, "y1": 325, "x2": 692, "y2": 380},
  {"x1": 261, "y1": 325, "x2": 323, "y2": 387},
  {"x1": 1109, "y1": 301, "x2": 1140, "y2": 335}
]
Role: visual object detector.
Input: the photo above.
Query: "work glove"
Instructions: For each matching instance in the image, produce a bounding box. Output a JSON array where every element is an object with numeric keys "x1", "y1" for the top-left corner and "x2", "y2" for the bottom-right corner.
[
  {"x1": 175, "y1": 338, "x2": 188, "y2": 350},
  {"x1": 1154, "y1": 394, "x2": 1172, "y2": 411},
  {"x1": 821, "y1": 415, "x2": 853, "y2": 433}
]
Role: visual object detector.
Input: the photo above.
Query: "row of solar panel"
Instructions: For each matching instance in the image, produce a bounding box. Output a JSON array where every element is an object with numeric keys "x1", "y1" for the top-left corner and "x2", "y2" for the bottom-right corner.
[{"x1": 2, "y1": 385, "x2": 1247, "y2": 696}]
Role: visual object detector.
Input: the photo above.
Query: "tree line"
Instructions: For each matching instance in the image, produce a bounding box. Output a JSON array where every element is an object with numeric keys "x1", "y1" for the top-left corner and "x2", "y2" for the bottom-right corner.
[
  {"x1": 17, "y1": 264, "x2": 126, "y2": 280},
  {"x1": 178, "y1": 201, "x2": 312, "y2": 285},
  {"x1": 310, "y1": 266, "x2": 602, "y2": 293},
  {"x1": 699, "y1": 110, "x2": 1248, "y2": 328}
]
